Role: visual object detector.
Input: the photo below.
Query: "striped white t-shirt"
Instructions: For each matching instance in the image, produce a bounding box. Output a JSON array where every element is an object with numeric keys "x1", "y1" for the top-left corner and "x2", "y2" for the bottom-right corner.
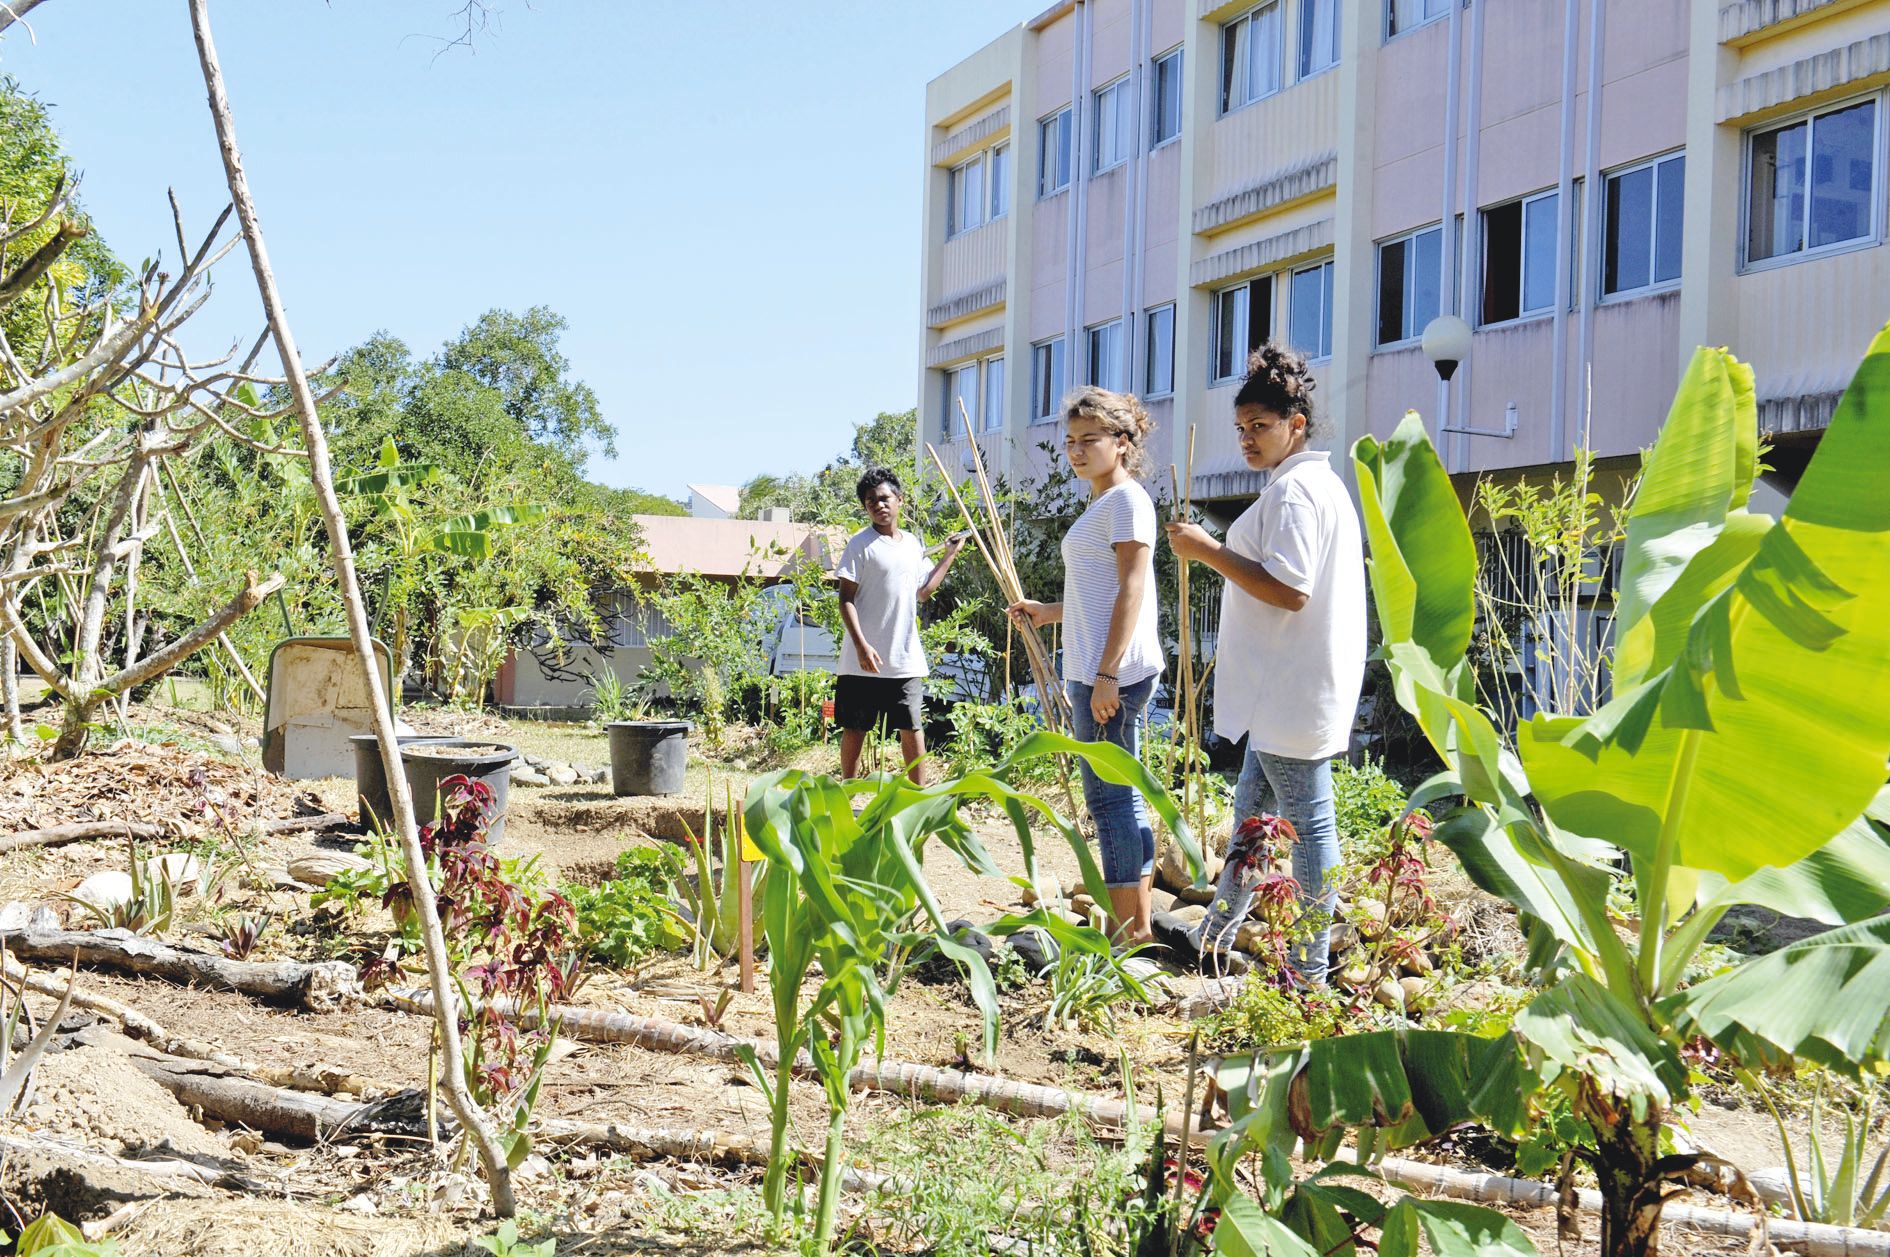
[{"x1": 1059, "y1": 481, "x2": 1164, "y2": 687}]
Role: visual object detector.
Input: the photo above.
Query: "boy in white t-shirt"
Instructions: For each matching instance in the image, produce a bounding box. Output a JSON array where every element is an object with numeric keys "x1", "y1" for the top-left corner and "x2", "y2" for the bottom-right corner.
[{"x1": 834, "y1": 468, "x2": 967, "y2": 782}]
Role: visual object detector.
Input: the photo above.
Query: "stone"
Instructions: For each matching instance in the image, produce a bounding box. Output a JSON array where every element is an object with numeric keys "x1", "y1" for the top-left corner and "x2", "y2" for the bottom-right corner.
[
  {"x1": 1164, "y1": 903, "x2": 1209, "y2": 930},
  {"x1": 241, "y1": 736, "x2": 260, "y2": 750},
  {"x1": 548, "y1": 763, "x2": 579, "y2": 787},
  {"x1": 1007, "y1": 927, "x2": 1059, "y2": 975},
  {"x1": 0, "y1": 901, "x2": 28, "y2": 931},
  {"x1": 1069, "y1": 890, "x2": 1098, "y2": 922},
  {"x1": 513, "y1": 765, "x2": 550, "y2": 787},
  {"x1": 287, "y1": 850, "x2": 373, "y2": 886},
  {"x1": 72, "y1": 871, "x2": 133, "y2": 913},
  {"x1": 1177, "y1": 976, "x2": 1244, "y2": 1020},
  {"x1": 209, "y1": 734, "x2": 243, "y2": 757},
  {"x1": 1020, "y1": 874, "x2": 1062, "y2": 907},
  {"x1": 588, "y1": 766, "x2": 609, "y2": 784},
  {"x1": 1398, "y1": 975, "x2": 1429, "y2": 1009},
  {"x1": 143, "y1": 852, "x2": 202, "y2": 891},
  {"x1": 28, "y1": 905, "x2": 58, "y2": 931}
]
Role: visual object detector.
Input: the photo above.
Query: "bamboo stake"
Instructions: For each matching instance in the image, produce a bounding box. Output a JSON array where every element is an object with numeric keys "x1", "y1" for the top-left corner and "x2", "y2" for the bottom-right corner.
[
  {"x1": 924, "y1": 442, "x2": 1067, "y2": 732},
  {"x1": 185, "y1": 0, "x2": 515, "y2": 1215}
]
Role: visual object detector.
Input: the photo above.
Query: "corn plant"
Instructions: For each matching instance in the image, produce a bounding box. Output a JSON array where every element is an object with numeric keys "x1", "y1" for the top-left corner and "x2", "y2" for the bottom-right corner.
[
  {"x1": 739, "y1": 732, "x2": 1204, "y2": 1254},
  {"x1": 1206, "y1": 323, "x2": 1890, "y2": 1257}
]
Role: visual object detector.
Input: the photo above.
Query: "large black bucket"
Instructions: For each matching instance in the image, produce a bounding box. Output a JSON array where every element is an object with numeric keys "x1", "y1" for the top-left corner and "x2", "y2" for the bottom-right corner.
[
  {"x1": 607, "y1": 720, "x2": 691, "y2": 796},
  {"x1": 351, "y1": 734, "x2": 456, "y2": 833},
  {"x1": 400, "y1": 738, "x2": 518, "y2": 843}
]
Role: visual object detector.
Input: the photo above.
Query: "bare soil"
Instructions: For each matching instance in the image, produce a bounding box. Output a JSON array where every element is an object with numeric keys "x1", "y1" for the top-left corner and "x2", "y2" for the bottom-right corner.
[{"x1": 0, "y1": 709, "x2": 1846, "y2": 1254}]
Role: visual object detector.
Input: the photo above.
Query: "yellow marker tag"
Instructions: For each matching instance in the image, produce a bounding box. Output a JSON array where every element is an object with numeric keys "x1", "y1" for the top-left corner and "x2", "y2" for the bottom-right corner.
[{"x1": 741, "y1": 834, "x2": 764, "y2": 863}]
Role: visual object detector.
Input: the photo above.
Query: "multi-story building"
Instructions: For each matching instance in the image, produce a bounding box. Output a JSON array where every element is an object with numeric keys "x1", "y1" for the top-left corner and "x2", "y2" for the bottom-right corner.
[{"x1": 917, "y1": 0, "x2": 1890, "y2": 512}]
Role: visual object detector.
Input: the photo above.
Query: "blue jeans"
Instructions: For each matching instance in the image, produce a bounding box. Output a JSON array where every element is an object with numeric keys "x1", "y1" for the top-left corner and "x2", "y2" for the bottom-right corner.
[
  {"x1": 1199, "y1": 749, "x2": 1341, "y2": 983},
  {"x1": 1067, "y1": 677, "x2": 1157, "y2": 889}
]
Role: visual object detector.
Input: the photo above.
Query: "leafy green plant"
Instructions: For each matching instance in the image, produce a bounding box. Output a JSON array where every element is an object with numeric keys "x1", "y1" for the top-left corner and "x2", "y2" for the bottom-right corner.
[
  {"x1": 945, "y1": 696, "x2": 1054, "y2": 786},
  {"x1": 1331, "y1": 755, "x2": 1411, "y2": 860},
  {"x1": 1033, "y1": 927, "x2": 1154, "y2": 1034},
  {"x1": 859, "y1": 1107, "x2": 1166, "y2": 1257},
  {"x1": 1277, "y1": 325, "x2": 1890, "y2": 1257},
  {"x1": 471, "y1": 1218, "x2": 556, "y2": 1256},
  {"x1": 564, "y1": 850, "x2": 690, "y2": 969},
  {"x1": 1200, "y1": 979, "x2": 1350, "y2": 1056},
  {"x1": 739, "y1": 733, "x2": 1204, "y2": 1254},
  {"x1": 9, "y1": 1211, "x2": 119, "y2": 1255},
  {"x1": 214, "y1": 911, "x2": 271, "y2": 961}
]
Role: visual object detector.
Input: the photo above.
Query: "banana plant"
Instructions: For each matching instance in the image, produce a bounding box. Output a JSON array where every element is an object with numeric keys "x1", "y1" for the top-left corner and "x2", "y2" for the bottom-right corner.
[
  {"x1": 739, "y1": 731, "x2": 1205, "y2": 1254},
  {"x1": 1310, "y1": 322, "x2": 1890, "y2": 1257},
  {"x1": 340, "y1": 436, "x2": 545, "y2": 678}
]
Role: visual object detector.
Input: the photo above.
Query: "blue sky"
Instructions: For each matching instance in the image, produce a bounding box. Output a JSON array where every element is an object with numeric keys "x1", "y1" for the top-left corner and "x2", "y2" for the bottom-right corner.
[{"x1": 1, "y1": 1, "x2": 1026, "y2": 501}]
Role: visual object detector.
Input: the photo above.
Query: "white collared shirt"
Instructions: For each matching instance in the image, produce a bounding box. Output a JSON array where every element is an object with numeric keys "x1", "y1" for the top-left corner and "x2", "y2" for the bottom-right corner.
[{"x1": 1211, "y1": 450, "x2": 1366, "y2": 760}]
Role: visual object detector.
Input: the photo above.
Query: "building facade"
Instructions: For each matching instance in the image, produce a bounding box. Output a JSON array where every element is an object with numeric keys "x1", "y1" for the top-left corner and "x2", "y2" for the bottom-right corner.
[{"x1": 917, "y1": 0, "x2": 1890, "y2": 510}]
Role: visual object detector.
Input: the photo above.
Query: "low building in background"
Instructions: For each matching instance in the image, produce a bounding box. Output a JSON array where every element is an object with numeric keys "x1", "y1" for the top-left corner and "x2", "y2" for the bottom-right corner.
[{"x1": 493, "y1": 513, "x2": 844, "y2": 715}]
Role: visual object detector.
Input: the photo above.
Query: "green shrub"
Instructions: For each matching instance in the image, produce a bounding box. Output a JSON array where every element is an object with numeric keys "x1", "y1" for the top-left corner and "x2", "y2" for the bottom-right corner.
[
  {"x1": 564, "y1": 848, "x2": 690, "y2": 968},
  {"x1": 1200, "y1": 979, "x2": 1350, "y2": 1055},
  {"x1": 1332, "y1": 755, "x2": 1410, "y2": 859}
]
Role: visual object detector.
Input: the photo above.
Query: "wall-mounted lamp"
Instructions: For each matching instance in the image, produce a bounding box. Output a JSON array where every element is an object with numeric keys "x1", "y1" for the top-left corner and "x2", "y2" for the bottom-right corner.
[{"x1": 1421, "y1": 314, "x2": 1473, "y2": 382}]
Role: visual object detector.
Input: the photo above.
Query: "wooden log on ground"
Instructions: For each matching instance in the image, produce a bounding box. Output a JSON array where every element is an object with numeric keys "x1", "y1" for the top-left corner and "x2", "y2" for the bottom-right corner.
[
  {"x1": 126, "y1": 1049, "x2": 377, "y2": 1143},
  {"x1": 386, "y1": 988, "x2": 1137, "y2": 1129},
  {"x1": 0, "y1": 811, "x2": 352, "y2": 855},
  {"x1": 0, "y1": 1130, "x2": 259, "y2": 1191},
  {"x1": 0, "y1": 927, "x2": 359, "y2": 1010}
]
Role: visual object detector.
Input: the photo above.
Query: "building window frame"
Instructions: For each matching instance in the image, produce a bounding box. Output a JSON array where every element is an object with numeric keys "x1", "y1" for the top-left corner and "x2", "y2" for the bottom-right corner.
[
  {"x1": 1030, "y1": 337, "x2": 1067, "y2": 423},
  {"x1": 1289, "y1": 259, "x2": 1335, "y2": 362},
  {"x1": 1220, "y1": 1, "x2": 1284, "y2": 117},
  {"x1": 1150, "y1": 46, "x2": 1184, "y2": 149},
  {"x1": 1211, "y1": 276, "x2": 1273, "y2": 385},
  {"x1": 1039, "y1": 106, "x2": 1074, "y2": 199},
  {"x1": 1143, "y1": 303, "x2": 1176, "y2": 398},
  {"x1": 1094, "y1": 76, "x2": 1132, "y2": 174},
  {"x1": 944, "y1": 362, "x2": 980, "y2": 440},
  {"x1": 1599, "y1": 151, "x2": 1684, "y2": 303},
  {"x1": 1375, "y1": 222, "x2": 1445, "y2": 349},
  {"x1": 1298, "y1": 0, "x2": 1341, "y2": 81},
  {"x1": 1087, "y1": 318, "x2": 1128, "y2": 391},
  {"x1": 988, "y1": 142, "x2": 1012, "y2": 221},
  {"x1": 1479, "y1": 188, "x2": 1560, "y2": 328},
  {"x1": 1740, "y1": 92, "x2": 1883, "y2": 274},
  {"x1": 1384, "y1": 0, "x2": 1451, "y2": 41},
  {"x1": 980, "y1": 355, "x2": 1005, "y2": 432},
  {"x1": 946, "y1": 153, "x2": 986, "y2": 240}
]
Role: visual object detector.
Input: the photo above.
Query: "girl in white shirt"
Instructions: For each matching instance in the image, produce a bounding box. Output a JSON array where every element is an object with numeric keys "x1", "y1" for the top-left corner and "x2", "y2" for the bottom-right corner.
[
  {"x1": 1165, "y1": 346, "x2": 1366, "y2": 985},
  {"x1": 1008, "y1": 387, "x2": 1165, "y2": 945}
]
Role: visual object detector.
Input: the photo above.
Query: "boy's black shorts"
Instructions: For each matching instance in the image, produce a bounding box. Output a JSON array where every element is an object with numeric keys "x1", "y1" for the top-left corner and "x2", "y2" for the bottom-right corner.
[{"x1": 834, "y1": 675, "x2": 924, "y2": 733}]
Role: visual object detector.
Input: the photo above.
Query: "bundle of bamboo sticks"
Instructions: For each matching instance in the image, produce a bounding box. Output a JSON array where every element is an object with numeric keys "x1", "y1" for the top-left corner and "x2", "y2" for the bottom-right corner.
[
  {"x1": 1169, "y1": 425, "x2": 1216, "y2": 843},
  {"x1": 925, "y1": 409, "x2": 1074, "y2": 736}
]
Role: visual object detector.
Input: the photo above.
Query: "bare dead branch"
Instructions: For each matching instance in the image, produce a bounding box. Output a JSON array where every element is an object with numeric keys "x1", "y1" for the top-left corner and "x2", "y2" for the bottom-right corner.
[
  {"x1": 98, "y1": 567, "x2": 284, "y2": 697},
  {"x1": 0, "y1": 218, "x2": 86, "y2": 308}
]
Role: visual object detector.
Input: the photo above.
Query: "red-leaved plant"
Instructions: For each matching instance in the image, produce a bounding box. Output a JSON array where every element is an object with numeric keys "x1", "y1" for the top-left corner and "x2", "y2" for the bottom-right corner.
[{"x1": 375, "y1": 775, "x2": 580, "y2": 1164}]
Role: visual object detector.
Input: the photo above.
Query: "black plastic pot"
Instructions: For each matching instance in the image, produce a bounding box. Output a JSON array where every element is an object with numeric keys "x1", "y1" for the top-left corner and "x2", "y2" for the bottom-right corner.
[
  {"x1": 399, "y1": 737, "x2": 518, "y2": 843},
  {"x1": 350, "y1": 734, "x2": 457, "y2": 833},
  {"x1": 607, "y1": 720, "x2": 691, "y2": 796}
]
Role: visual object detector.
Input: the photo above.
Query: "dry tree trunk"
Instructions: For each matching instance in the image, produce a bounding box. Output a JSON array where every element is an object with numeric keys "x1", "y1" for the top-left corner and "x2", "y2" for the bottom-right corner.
[
  {"x1": 183, "y1": 0, "x2": 516, "y2": 1214},
  {"x1": 2, "y1": 635, "x2": 22, "y2": 743}
]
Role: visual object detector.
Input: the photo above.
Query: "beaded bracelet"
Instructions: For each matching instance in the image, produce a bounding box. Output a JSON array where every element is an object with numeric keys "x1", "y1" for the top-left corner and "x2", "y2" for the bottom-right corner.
[{"x1": 1095, "y1": 672, "x2": 1118, "y2": 684}]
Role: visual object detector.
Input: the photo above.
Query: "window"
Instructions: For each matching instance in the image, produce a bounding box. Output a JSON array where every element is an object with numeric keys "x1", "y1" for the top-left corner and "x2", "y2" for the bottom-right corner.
[
  {"x1": 1385, "y1": 0, "x2": 1449, "y2": 38},
  {"x1": 1031, "y1": 338, "x2": 1067, "y2": 421},
  {"x1": 944, "y1": 364, "x2": 979, "y2": 438},
  {"x1": 1094, "y1": 78, "x2": 1132, "y2": 173},
  {"x1": 1481, "y1": 190, "x2": 1559, "y2": 324},
  {"x1": 1289, "y1": 260, "x2": 1335, "y2": 360},
  {"x1": 988, "y1": 143, "x2": 1011, "y2": 219},
  {"x1": 1212, "y1": 277, "x2": 1273, "y2": 382},
  {"x1": 947, "y1": 155, "x2": 985, "y2": 238},
  {"x1": 1220, "y1": 3, "x2": 1283, "y2": 114},
  {"x1": 1087, "y1": 319, "x2": 1127, "y2": 390},
  {"x1": 1377, "y1": 225, "x2": 1443, "y2": 346},
  {"x1": 1298, "y1": 0, "x2": 1340, "y2": 79},
  {"x1": 1151, "y1": 48, "x2": 1184, "y2": 147},
  {"x1": 1144, "y1": 304, "x2": 1176, "y2": 396},
  {"x1": 981, "y1": 356, "x2": 1005, "y2": 432},
  {"x1": 1039, "y1": 107, "x2": 1074, "y2": 197},
  {"x1": 1603, "y1": 153, "x2": 1683, "y2": 297},
  {"x1": 1746, "y1": 98, "x2": 1878, "y2": 266}
]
